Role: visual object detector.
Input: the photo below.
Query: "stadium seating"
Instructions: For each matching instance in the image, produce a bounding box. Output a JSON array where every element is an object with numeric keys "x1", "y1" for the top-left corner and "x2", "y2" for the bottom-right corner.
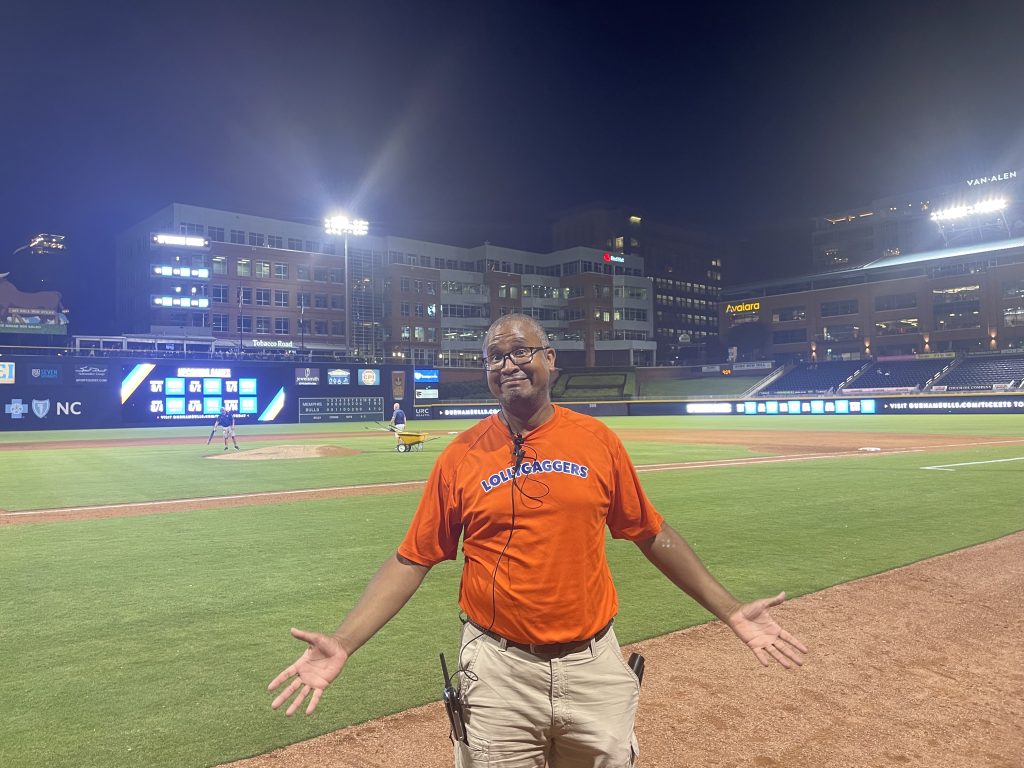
[
  {"x1": 757, "y1": 360, "x2": 867, "y2": 395},
  {"x1": 932, "y1": 355, "x2": 1024, "y2": 391},
  {"x1": 842, "y1": 358, "x2": 950, "y2": 391}
]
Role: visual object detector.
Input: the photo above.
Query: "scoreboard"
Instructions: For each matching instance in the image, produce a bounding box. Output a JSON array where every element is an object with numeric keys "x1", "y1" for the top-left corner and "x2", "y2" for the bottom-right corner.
[
  {"x1": 299, "y1": 396, "x2": 384, "y2": 422},
  {"x1": 120, "y1": 363, "x2": 285, "y2": 425},
  {"x1": 117, "y1": 360, "x2": 411, "y2": 427},
  {"x1": 147, "y1": 370, "x2": 258, "y2": 416}
]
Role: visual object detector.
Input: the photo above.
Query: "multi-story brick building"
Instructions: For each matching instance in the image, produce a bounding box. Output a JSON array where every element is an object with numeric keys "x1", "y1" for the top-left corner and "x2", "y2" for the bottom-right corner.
[
  {"x1": 720, "y1": 237, "x2": 1024, "y2": 363},
  {"x1": 722, "y1": 168, "x2": 1024, "y2": 364},
  {"x1": 114, "y1": 204, "x2": 656, "y2": 367}
]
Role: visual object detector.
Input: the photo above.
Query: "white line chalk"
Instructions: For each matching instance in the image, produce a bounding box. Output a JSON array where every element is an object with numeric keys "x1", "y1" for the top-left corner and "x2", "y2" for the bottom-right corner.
[{"x1": 921, "y1": 456, "x2": 1024, "y2": 471}]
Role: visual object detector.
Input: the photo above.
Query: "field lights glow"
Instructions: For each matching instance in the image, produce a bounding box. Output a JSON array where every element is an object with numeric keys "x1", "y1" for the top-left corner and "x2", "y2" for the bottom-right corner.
[
  {"x1": 930, "y1": 198, "x2": 1007, "y2": 222},
  {"x1": 324, "y1": 215, "x2": 369, "y2": 236}
]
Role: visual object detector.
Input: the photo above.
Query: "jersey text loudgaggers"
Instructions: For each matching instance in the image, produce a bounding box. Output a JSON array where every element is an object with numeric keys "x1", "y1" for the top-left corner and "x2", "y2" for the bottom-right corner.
[{"x1": 480, "y1": 458, "x2": 589, "y2": 492}]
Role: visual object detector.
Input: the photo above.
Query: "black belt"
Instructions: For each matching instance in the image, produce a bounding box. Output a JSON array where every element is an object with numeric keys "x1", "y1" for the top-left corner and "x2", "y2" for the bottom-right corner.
[{"x1": 468, "y1": 619, "x2": 613, "y2": 657}]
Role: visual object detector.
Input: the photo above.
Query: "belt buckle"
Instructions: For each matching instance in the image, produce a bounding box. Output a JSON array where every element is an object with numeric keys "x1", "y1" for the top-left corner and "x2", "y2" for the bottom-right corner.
[
  {"x1": 529, "y1": 639, "x2": 575, "y2": 656},
  {"x1": 525, "y1": 641, "x2": 553, "y2": 655}
]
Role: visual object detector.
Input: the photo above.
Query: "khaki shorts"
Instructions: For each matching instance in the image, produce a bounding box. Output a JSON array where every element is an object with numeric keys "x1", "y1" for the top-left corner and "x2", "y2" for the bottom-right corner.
[{"x1": 454, "y1": 622, "x2": 640, "y2": 768}]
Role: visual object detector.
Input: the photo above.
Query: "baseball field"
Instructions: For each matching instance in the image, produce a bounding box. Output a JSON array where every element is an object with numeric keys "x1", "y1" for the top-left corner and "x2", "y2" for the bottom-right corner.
[{"x1": 2, "y1": 414, "x2": 1022, "y2": 768}]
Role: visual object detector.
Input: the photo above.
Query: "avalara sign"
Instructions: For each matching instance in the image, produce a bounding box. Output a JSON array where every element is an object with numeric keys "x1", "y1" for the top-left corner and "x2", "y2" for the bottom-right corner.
[{"x1": 726, "y1": 302, "x2": 760, "y2": 314}]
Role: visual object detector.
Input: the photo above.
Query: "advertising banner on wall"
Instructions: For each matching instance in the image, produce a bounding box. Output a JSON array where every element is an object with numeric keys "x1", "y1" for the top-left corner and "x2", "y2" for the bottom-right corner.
[
  {"x1": 0, "y1": 276, "x2": 68, "y2": 335},
  {"x1": 0, "y1": 356, "x2": 415, "y2": 431},
  {"x1": 0, "y1": 383, "x2": 119, "y2": 430}
]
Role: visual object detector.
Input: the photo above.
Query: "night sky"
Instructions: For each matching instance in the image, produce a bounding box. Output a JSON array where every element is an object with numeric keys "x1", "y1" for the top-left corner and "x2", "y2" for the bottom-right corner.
[{"x1": 3, "y1": 1, "x2": 1024, "y2": 331}]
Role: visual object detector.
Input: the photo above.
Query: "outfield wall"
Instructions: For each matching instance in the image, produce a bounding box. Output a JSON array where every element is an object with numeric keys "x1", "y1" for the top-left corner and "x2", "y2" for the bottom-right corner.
[
  {"x1": 0, "y1": 356, "x2": 415, "y2": 431},
  {"x1": 5, "y1": 354, "x2": 1024, "y2": 431},
  {"x1": 419, "y1": 392, "x2": 1024, "y2": 420}
]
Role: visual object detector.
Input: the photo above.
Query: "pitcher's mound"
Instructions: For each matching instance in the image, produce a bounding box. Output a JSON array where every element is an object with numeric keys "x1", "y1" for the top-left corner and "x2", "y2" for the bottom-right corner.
[{"x1": 210, "y1": 445, "x2": 360, "y2": 460}]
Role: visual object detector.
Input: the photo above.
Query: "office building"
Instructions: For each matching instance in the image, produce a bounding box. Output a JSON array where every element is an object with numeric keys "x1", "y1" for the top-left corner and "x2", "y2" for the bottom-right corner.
[
  {"x1": 114, "y1": 204, "x2": 656, "y2": 367},
  {"x1": 721, "y1": 236, "x2": 1024, "y2": 364},
  {"x1": 552, "y1": 205, "x2": 730, "y2": 364},
  {"x1": 720, "y1": 167, "x2": 1024, "y2": 363}
]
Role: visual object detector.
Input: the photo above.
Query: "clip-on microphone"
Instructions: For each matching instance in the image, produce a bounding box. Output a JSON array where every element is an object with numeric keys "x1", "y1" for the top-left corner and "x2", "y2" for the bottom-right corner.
[
  {"x1": 512, "y1": 432, "x2": 525, "y2": 472},
  {"x1": 501, "y1": 406, "x2": 527, "y2": 472}
]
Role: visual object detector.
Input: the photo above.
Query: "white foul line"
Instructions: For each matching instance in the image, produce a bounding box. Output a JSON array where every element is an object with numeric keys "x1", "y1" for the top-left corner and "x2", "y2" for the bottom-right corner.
[
  {"x1": 0, "y1": 481, "x2": 427, "y2": 518},
  {"x1": 921, "y1": 456, "x2": 1024, "y2": 472}
]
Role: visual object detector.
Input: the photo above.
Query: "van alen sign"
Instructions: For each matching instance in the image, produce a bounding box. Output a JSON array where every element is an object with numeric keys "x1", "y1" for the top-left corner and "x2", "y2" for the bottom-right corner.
[{"x1": 966, "y1": 171, "x2": 1017, "y2": 187}]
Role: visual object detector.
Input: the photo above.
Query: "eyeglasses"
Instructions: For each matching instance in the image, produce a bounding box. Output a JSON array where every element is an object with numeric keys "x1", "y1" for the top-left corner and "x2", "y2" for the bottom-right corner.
[{"x1": 483, "y1": 346, "x2": 551, "y2": 371}]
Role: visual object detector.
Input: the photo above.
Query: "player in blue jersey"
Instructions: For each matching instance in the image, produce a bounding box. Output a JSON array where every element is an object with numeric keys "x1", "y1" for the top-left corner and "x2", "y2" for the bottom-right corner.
[{"x1": 214, "y1": 407, "x2": 240, "y2": 451}]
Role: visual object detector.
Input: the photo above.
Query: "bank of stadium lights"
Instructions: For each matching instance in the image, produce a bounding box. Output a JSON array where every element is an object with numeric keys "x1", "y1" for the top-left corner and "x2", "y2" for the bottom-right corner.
[
  {"x1": 930, "y1": 198, "x2": 1008, "y2": 222},
  {"x1": 323, "y1": 213, "x2": 370, "y2": 358},
  {"x1": 323, "y1": 215, "x2": 369, "y2": 236}
]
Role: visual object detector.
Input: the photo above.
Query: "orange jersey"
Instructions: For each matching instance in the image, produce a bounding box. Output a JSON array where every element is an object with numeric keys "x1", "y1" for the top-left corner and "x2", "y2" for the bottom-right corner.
[{"x1": 398, "y1": 405, "x2": 664, "y2": 644}]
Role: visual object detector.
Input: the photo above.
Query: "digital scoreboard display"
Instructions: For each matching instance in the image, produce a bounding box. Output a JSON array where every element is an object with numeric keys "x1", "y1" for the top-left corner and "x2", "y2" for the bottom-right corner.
[
  {"x1": 299, "y1": 396, "x2": 384, "y2": 422},
  {"x1": 120, "y1": 363, "x2": 286, "y2": 425},
  {"x1": 118, "y1": 361, "x2": 410, "y2": 427}
]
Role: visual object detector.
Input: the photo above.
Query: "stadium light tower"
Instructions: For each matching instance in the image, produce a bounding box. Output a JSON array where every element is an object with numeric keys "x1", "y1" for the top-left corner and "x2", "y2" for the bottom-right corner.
[
  {"x1": 324, "y1": 214, "x2": 369, "y2": 358},
  {"x1": 930, "y1": 198, "x2": 1010, "y2": 246}
]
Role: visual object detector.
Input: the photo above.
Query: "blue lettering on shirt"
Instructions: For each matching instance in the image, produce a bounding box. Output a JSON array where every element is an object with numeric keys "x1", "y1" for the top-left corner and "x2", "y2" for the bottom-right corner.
[{"x1": 479, "y1": 458, "x2": 592, "y2": 492}]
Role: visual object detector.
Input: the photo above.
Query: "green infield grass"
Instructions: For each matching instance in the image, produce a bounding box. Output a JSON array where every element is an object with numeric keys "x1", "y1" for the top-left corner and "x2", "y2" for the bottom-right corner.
[{"x1": 1, "y1": 415, "x2": 1023, "y2": 767}]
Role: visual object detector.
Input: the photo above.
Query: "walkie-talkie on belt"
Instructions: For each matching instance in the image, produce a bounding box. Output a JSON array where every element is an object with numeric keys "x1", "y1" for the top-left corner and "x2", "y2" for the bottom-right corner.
[
  {"x1": 627, "y1": 652, "x2": 645, "y2": 685},
  {"x1": 439, "y1": 653, "x2": 468, "y2": 744}
]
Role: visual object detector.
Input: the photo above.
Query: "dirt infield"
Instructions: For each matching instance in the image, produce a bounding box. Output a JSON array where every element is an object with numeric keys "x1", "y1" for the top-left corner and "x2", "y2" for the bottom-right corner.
[
  {"x1": 5, "y1": 428, "x2": 1023, "y2": 766},
  {"x1": 218, "y1": 531, "x2": 1024, "y2": 768},
  {"x1": 210, "y1": 445, "x2": 362, "y2": 461}
]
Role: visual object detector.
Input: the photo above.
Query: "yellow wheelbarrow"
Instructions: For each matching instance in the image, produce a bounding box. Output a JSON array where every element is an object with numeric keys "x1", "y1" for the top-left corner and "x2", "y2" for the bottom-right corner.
[{"x1": 395, "y1": 431, "x2": 429, "y2": 452}]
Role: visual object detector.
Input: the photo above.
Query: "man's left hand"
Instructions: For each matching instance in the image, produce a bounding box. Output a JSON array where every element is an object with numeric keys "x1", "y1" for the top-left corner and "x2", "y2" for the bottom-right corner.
[{"x1": 726, "y1": 592, "x2": 807, "y2": 668}]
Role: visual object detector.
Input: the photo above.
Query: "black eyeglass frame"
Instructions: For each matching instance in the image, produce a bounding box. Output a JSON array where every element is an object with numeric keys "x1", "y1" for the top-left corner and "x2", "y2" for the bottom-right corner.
[{"x1": 482, "y1": 346, "x2": 552, "y2": 371}]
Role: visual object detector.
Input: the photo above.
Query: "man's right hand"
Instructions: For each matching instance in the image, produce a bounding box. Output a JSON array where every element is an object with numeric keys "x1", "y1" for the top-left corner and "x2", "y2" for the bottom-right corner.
[{"x1": 268, "y1": 628, "x2": 349, "y2": 716}]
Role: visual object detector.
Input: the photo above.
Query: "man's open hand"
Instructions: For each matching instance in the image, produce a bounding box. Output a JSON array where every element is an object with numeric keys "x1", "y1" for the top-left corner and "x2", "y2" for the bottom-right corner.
[
  {"x1": 268, "y1": 628, "x2": 349, "y2": 716},
  {"x1": 726, "y1": 592, "x2": 808, "y2": 668}
]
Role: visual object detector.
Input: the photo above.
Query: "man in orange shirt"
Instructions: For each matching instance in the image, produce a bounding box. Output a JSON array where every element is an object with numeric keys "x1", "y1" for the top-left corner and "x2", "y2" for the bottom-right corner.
[{"x1": 269, "y1": 313, "x2": 807, "y2": 767}]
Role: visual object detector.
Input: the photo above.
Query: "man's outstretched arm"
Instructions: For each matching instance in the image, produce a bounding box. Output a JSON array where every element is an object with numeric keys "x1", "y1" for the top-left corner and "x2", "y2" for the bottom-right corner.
[
  {"x1": 268, "y1": 553, "x2": 431, "y2": 715},
  {"x1": 635, "y1": 523, "x2": 807, "y2": 668}
]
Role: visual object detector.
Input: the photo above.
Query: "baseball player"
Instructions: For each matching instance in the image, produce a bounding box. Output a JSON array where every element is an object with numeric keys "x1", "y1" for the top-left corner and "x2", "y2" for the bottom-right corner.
[{"x1": 213, "y1": 407, "x2": 240, "y2": 451}]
